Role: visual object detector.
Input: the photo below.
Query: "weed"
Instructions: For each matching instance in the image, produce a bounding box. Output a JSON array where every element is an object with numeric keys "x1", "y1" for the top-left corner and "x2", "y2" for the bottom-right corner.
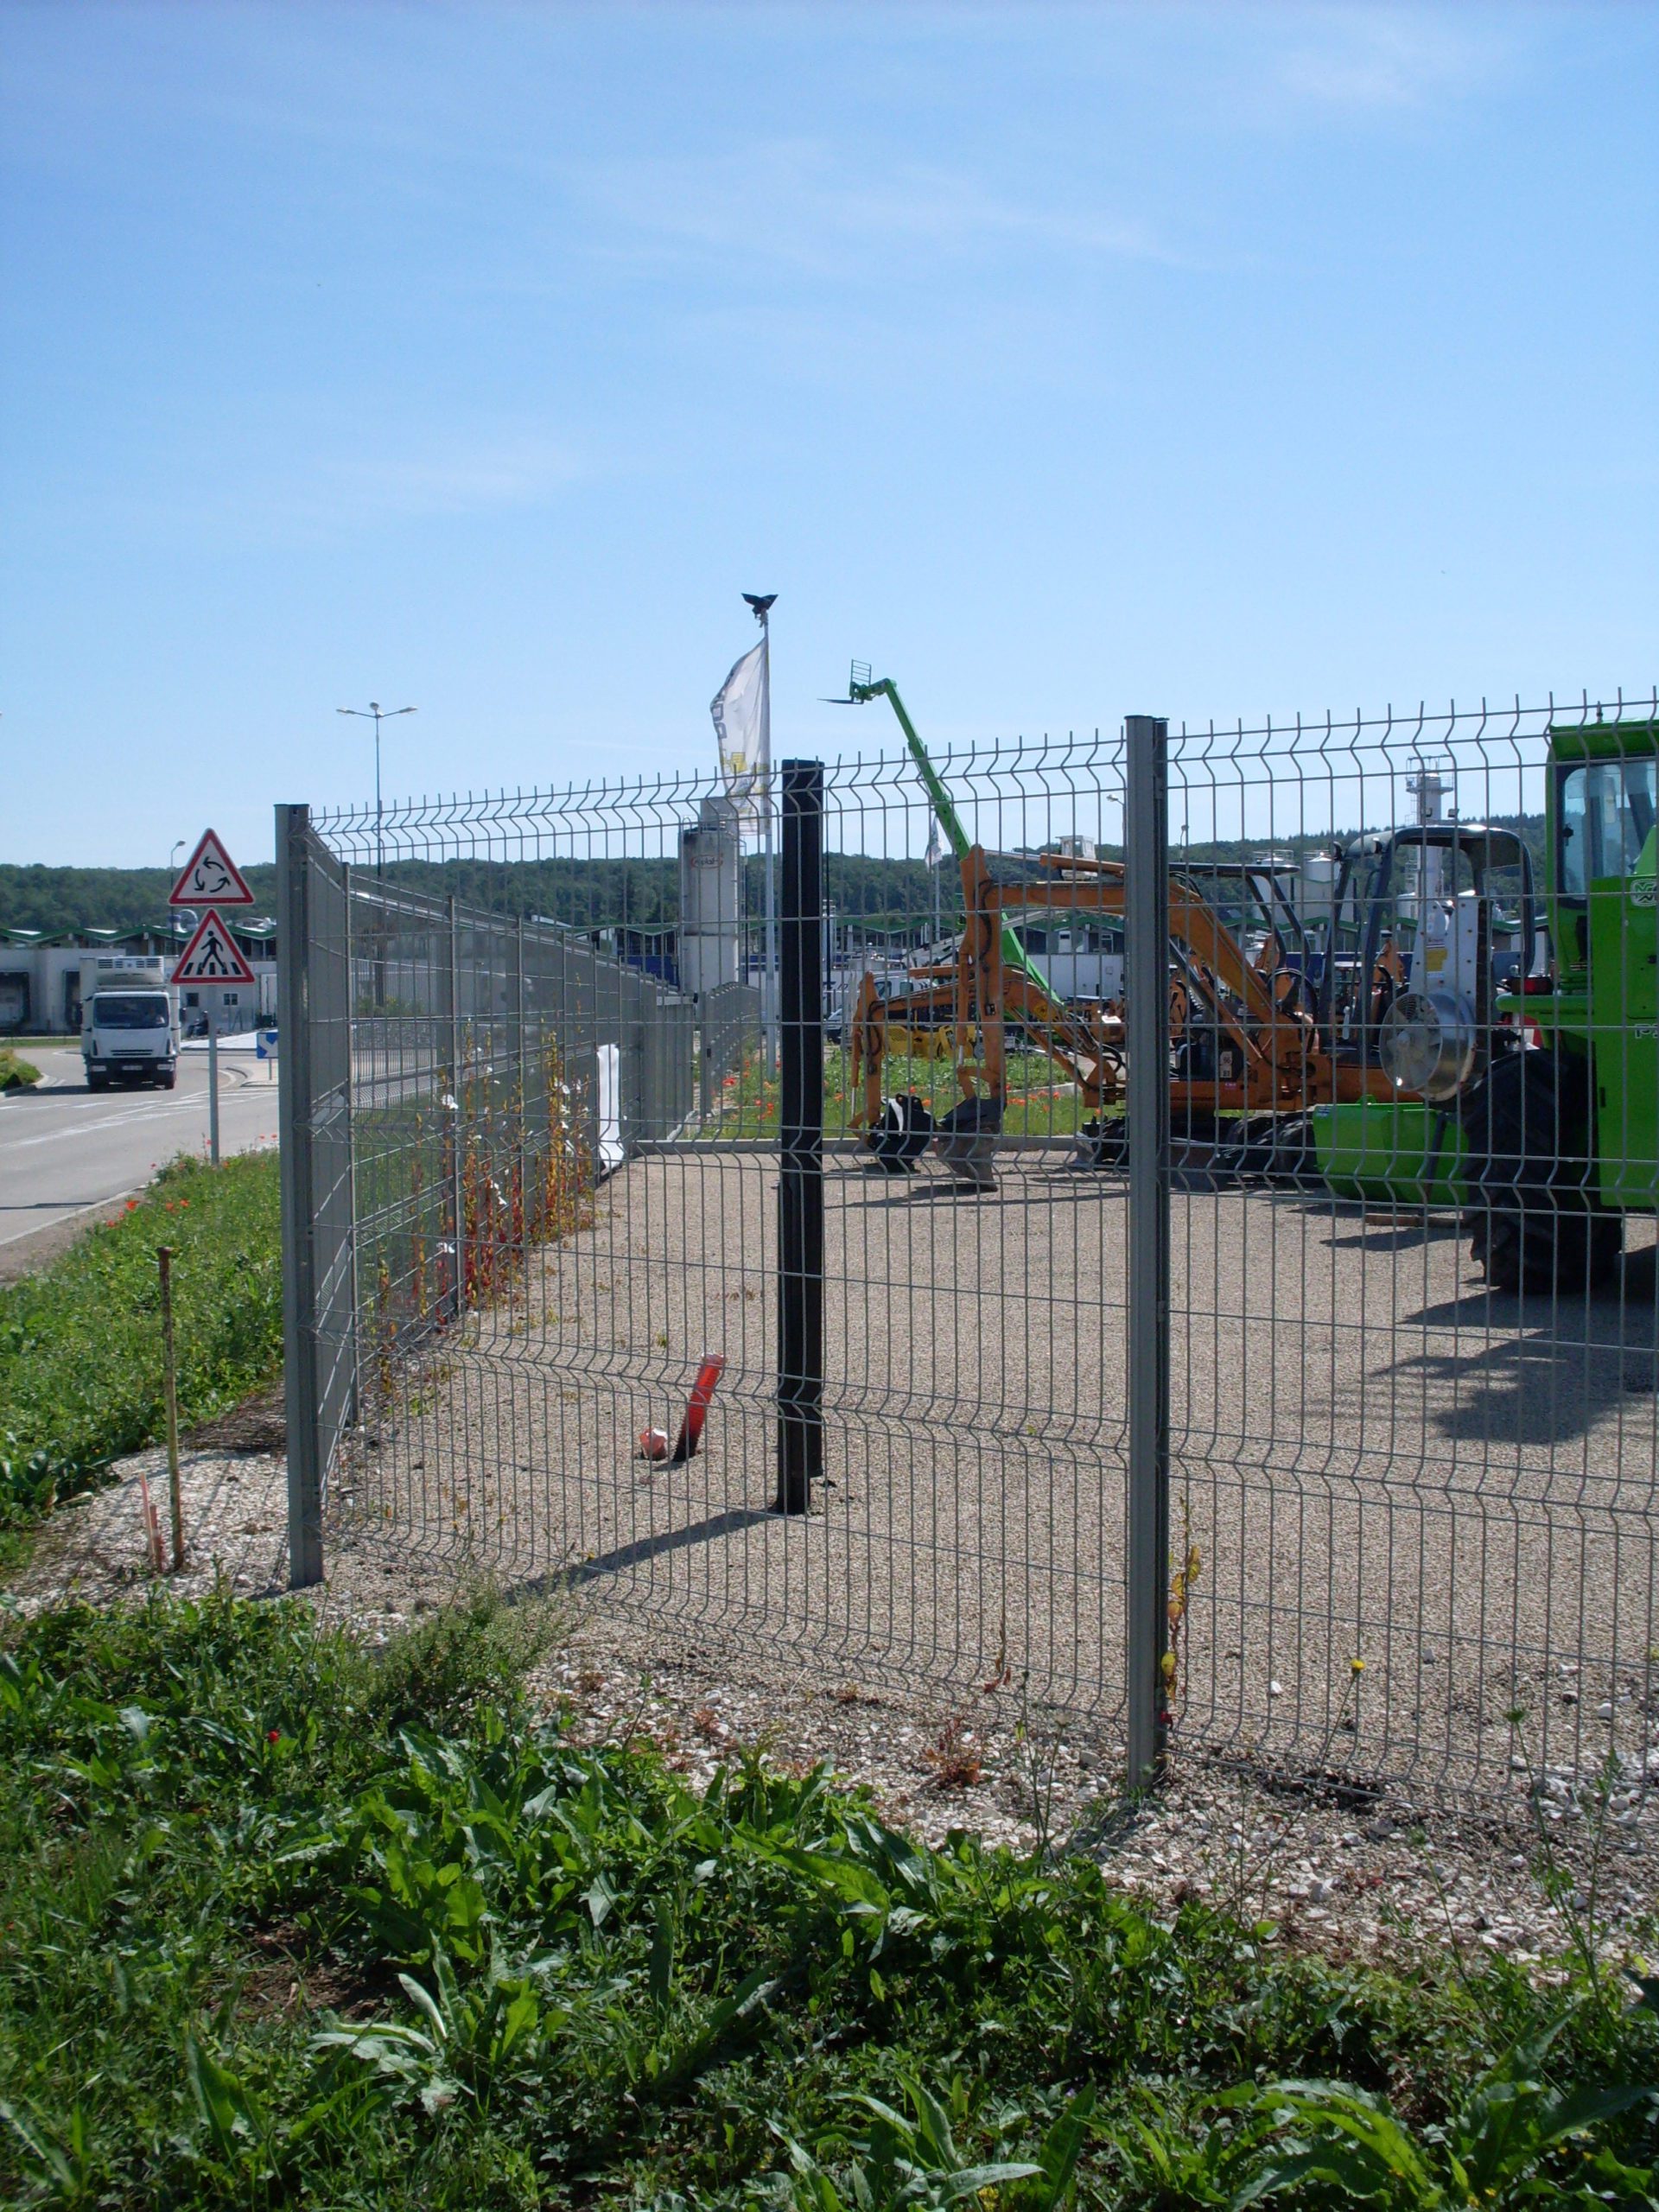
[
  {"x1": 922, "y1": 1714, "x2": 982, "y2": 1791},
  {"x1": 3, "y1": 1592, "x2": 1656, "y2": 2208},
  {"x1": 1012, "y1": 1674, "x2": 1072, "y2": 1860},
  {"x1": 1509, "y1": 1707, "x2": 1634, "y2": 2010},
  {"x1": 1162, "y1": 1504, "x2": 1201, "y2": 1726}
]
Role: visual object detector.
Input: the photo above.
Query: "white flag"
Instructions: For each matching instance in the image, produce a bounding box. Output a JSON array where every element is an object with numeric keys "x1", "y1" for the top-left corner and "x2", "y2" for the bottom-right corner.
[
  {"x1": 710, "y1": 636, "x2": 769, "y2": 819},
  {"x1": 924, "y1": 813, "x2": 944, "y2": 869}
]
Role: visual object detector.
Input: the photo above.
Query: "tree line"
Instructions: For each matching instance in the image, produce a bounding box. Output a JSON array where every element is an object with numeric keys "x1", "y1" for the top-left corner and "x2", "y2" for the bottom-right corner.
[{"x1": 1, "y1": 814, "x2": 1548, "y2": 939}]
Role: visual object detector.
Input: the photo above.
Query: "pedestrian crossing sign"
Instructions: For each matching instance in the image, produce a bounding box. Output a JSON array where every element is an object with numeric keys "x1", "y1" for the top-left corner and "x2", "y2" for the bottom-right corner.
[{"x1": 172, "y1": 909, "x2": 257, "y2": 986}]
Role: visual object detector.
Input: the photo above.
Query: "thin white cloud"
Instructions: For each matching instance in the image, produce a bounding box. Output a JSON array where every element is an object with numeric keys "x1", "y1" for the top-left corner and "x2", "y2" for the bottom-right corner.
[
  {"x1": 1272, "y1": 4, "x2": 1516, "y2": 111},
  {"x1": 575, "y1": 138, "x2": 1175, "y2": 279},
  {"x1": 324, "y1": 433, "x2": 582, "y2": 521},
  {"x1": 18, "y1": 422, "x2": 591, "y2": 551}
]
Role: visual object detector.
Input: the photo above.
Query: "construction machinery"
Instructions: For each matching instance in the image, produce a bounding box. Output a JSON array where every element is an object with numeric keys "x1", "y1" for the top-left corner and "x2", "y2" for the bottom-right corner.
[
  {"x1": 838, "y1": 672, "x2": 1535, "y2": 1181},
  {"x1": 837, "y1": 670, "x2": 1126, "y2": 1179},
  {"x1": 1318, "y1": 719, "x2": 1658, "y2": 1292},
  {"x1": 836, "y1": 672, "x2": 1653, "y2": 1288}
]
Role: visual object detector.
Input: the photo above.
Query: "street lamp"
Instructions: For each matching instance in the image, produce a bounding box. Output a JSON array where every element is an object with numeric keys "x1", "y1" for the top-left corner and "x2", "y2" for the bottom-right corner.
[
  {"x1": 167, "y1": 839, "x2": 186, "y2": 944},
  {"x1": 338, "y1": 702, "x2": 414, "y2": 1014},
  {"x1": 742, "y1": 595, "x2": 777, "y2": 1061},
  {"x1": 336, "y1": 701, "x2": 416, "y2": 873}
]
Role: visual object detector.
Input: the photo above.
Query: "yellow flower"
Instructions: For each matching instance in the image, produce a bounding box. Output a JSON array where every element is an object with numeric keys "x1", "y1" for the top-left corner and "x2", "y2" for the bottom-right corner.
[{"x1": 1351, "y1": 1657, "x2": 1366, "y2": 1674}]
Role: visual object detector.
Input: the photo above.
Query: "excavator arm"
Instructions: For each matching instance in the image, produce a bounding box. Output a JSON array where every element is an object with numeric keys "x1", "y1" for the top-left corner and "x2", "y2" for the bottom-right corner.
[{"x1": 839, "y1": 670, "x2": 1363, "y2": 1145}]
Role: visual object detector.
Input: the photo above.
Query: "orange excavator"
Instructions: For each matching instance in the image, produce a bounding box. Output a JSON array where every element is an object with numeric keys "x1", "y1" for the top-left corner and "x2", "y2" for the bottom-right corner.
[
  {"x1": 836, "y1": 671, "x2": 1412, "y2": 1182},
  {"x1": 848, "y1": 842, "x2": 1412, "y2": 1173}
]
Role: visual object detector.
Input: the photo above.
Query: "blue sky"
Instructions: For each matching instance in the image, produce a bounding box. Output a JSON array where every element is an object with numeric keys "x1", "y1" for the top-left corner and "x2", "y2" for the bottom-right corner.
[{"x1": 3, "y1": 2, "x2": 1655, "y2": 866}]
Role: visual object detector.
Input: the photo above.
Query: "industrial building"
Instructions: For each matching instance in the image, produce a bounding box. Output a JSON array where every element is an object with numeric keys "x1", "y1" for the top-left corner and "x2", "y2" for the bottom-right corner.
[{"x1": 0, "y1": 918, "x2": 278, "y2": 1037}]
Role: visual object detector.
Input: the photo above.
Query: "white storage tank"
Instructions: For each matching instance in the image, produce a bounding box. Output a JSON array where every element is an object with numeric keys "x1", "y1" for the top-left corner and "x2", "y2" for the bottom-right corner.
[{"x1": 678, "y1": 798, "x2": 741, "y2": 999}]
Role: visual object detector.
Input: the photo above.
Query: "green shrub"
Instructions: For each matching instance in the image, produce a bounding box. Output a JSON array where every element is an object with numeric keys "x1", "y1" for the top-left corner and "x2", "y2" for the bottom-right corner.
[
  {"x1": 0, "y1": 1151, "x2": 282, "y2": 1520},
  {"x1": 0, "y1": 1048, "x2": 41, "y2": 1090},
  {"x1": 1, "y1": 1588, "x2": 1655, "y2": 2209}
]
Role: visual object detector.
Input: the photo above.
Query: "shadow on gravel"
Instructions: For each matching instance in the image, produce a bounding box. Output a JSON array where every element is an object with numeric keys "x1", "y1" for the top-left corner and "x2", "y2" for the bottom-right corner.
[
  {"x1": 1391, "y1": 1281, "x2": 1657, "y2": 1452},
  {"x1": 865, "y1": 1176, "x2": 1125, "y2": 1211},
  {"x1": 563, "y1": 1506, "x2": 775, "y2": 1588}
]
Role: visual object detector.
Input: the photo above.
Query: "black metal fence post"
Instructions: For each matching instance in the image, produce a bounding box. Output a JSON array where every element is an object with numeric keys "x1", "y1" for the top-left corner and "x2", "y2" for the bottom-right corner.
[{"x1": 777, "y1": 759, "x2": 824, "y2": 1514}]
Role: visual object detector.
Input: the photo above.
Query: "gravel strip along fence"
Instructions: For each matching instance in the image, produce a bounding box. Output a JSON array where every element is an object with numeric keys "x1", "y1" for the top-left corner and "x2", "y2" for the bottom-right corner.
[
  {"x1": 15, "y1": 1428, "x2": 1659, "y2": 1979},
  {"x1": 326, "y1": 1141, "x2": 1659, "y2": 1796}
]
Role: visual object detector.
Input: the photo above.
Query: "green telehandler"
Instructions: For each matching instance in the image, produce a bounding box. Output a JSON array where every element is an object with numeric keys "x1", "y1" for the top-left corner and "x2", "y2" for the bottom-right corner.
[{"x1": 1313, "y1": 717, "x2": 1658, "y2": 1293}]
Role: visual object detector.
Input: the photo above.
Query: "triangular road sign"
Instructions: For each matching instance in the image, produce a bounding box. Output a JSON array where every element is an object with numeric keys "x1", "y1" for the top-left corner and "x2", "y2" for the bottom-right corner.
[
  {"x1": 169, "y1": 829, "x2": 254, "y2": 907},
  {"x1": 172, "y1": 910, "x2": 257, "y2": 986}
]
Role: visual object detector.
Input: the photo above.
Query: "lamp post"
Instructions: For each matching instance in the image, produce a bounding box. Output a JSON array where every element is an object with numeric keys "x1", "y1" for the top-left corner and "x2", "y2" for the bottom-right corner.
[
  {"x1": 338, "y1": 702, "x2": 415, "y2": 1011},
  {"x1": 166, "y1": 839, "x2": 185, "y2": 945},
  {"x1": 336, "y1": 702, "x2": 416, "y2": 874},
  {"x1": 741, "y1": 594, "x2": 777, "y2": 1061}
]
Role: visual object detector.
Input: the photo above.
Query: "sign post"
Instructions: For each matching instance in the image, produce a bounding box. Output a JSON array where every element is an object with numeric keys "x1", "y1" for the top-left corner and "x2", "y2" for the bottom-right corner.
[{"x1": 170, "y1": 831, "x2": 257, "y2": 1167}]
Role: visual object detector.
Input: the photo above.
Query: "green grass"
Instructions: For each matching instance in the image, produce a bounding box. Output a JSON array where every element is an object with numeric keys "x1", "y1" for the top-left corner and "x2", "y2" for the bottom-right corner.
[
  {"x1": 714, "y1": 1046, "x2": 1096, "y2": 1143},
  {"x1": 0, "y1": 1048, "x2": 42, "y2": 1090},
  {"x1": 2, "y1": 1586, "x2": 1655, "y2": 2209},
  {"x1": 0, "y1": 1152, "x2": 283, "y2": 1525}
]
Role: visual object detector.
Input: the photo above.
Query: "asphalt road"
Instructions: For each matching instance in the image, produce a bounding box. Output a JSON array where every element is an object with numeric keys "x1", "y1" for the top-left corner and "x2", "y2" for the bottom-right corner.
[{"x1": 0, "y1": 1039, "x2": 281, "y2": 1268}]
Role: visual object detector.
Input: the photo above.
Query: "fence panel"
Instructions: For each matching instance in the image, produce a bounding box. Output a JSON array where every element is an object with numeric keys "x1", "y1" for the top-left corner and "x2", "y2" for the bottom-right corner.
[
  {"x1": 287, "y1": 744, "x2": 1138, "y2": 1718},
  {"x1": 1160, "y1": 698, "x2": 1659, "y2": 1790},
  {"x1": 281, "y1": 688, "x2": 1659, "y2": 1792}
]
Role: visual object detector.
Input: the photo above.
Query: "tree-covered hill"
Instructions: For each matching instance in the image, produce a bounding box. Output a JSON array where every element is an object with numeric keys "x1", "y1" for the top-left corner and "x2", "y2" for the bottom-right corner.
[
  {"x1": 1, "y1": 811, "x2": 1546, "y2": 940},
  {"x1": 0, "y1": 856, "x2": 955, "y2": 936}
]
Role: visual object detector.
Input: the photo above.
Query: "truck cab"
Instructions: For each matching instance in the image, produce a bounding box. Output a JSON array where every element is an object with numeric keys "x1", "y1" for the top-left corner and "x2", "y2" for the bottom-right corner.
[{"x1": 80, "y1": 957, "x2": 179, "y2": 1090}]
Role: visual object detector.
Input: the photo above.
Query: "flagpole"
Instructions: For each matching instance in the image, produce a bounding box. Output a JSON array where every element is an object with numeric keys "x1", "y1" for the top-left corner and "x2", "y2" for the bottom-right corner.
[{"x1": 761, "y1": 610, "x2": 778, "y2": 1066}]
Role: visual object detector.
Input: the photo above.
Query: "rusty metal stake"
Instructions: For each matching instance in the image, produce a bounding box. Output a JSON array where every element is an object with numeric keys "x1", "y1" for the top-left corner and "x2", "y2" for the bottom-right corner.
[{"x1": 157, "y1": 1245, "x2": 186, "y2": 1571}]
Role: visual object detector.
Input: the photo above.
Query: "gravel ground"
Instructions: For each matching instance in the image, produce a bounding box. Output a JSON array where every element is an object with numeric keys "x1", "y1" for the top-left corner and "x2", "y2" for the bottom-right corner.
[{"x1": 334, "y1": 1146, "x2": 1659, "y2": 1789}]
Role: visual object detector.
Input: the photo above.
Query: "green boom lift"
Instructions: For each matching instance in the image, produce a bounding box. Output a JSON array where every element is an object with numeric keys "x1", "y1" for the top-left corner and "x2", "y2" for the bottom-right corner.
[
  {"x1": 1313, "y1": 718, "x2": 1659, "y2": 1293},
  {"x1": 842, "y1": 664, "x2": 1055, "y2": 999}
]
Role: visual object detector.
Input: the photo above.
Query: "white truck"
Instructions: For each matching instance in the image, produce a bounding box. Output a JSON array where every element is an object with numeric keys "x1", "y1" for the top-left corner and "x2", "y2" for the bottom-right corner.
[{"x1": 80, "y1": 956, "x2": 180, "y2": 1091}]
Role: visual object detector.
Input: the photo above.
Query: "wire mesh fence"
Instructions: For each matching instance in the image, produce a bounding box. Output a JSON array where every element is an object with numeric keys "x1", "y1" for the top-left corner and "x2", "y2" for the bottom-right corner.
[{"x1": 280, "y1": 686, "x2": 1659, "y2": 1794}]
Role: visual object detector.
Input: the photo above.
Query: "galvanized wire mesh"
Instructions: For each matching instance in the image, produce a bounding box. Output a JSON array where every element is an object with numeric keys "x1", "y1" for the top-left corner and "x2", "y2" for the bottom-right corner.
[
  {"x1": 1159, "y1": 696, "x2": 1659, "y2": 1790},
  {"x1": 283, "y1": 689, "x2": 1659, "y2": 1791}
]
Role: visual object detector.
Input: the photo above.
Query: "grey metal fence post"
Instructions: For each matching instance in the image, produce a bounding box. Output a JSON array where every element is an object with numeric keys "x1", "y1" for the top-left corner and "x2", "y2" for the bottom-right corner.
[
  {"x1": 516, "y1": 913, "x2": 529, "y2": 1270},
  {"x1": 776, "y1": 759, "x2": 824, "y2": 1515},
  {"x1": 276, "y1": 803, "x2": 325, "y2": 1588},
  {"x1": 1125, "y1": 715, "x2": 1171, "y2": 1787},
  {"x1": 343, "y1": 863, "x2": 361, "y2": 1425},
  {"x1": 448, "y1": 895, "x2": 464, "y2": 1317}
]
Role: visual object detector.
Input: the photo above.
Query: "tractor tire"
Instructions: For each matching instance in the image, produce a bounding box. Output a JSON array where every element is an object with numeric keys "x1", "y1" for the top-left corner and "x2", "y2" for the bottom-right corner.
[{"x1": 1457, "y1": 1046, "x2": 1620, "y2": 1294}]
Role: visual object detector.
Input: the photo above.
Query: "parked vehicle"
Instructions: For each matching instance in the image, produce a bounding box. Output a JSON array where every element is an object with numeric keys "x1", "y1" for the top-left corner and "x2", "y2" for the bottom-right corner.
[{"x1": 1313, "y1": 720, "x2": 1659, "y2": 1291}]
